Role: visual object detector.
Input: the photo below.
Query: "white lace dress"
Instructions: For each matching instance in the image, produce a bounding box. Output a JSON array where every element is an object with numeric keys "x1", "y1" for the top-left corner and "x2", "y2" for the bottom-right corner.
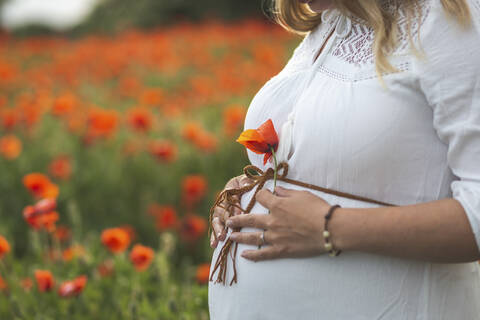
[{"x1": 208, "y1": 0, "x2": 480, "y2": 319}]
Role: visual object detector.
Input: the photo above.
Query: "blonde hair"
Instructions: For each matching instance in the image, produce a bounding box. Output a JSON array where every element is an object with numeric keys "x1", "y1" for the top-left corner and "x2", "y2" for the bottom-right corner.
[{"x1": 270, "y1": 0, "x2": 472, "y2": 76}]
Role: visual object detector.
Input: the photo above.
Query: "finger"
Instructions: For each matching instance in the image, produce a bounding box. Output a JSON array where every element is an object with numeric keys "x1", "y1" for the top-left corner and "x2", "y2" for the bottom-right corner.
[
  {"x1": 210, "y1": 232, "x2": 218, "y2": 248},
  {"x1": 228, "y1": 195, "x2": 242, "y2": 216},
  {"x1": 230, "y1": 231, "x2": 271, "y2": 246},
  {"x1": 212, "y1": 216, "x2": 226, "y2": 241},
  {"x1": 226, "y1": 175, "x2": 242, "y2": 189},
  {"x1": 273, "y1": 186, "x2": 295, "y2": 197},
  {"x1": 241, "y1": 246, "x2": 284, "y2": 262},
  {"x1": 239, "y1": 174, "x2": 254, "y2": 187},
  {"x1": 255, "y1": 189, "x2": 280, "y2": 210},
  {"x1": 226, "y1": 213, "x2": 269, "y2": 229}
]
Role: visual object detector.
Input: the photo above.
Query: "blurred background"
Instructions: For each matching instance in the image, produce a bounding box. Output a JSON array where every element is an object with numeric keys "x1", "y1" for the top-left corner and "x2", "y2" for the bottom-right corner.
[{"x1": 0, "y1": 0, "x2": 300, "y2": 318}]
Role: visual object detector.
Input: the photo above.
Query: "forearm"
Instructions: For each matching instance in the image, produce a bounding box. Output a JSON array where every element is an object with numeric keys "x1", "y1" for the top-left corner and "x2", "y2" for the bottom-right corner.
[{"x1": 330, "y1": 198, "x2": 480, "y2": 263}]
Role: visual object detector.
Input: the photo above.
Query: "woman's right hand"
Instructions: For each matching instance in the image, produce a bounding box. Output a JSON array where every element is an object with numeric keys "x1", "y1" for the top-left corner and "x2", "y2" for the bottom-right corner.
[{"x1": 210, "y1": 174, "x2": 253, "y2": 248}]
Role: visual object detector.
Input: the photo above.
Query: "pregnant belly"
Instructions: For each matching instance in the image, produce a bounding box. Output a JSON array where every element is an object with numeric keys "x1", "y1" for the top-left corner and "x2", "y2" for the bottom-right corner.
[{"x1": 207, "y1": 180, "x2": 480, "y2": 320}]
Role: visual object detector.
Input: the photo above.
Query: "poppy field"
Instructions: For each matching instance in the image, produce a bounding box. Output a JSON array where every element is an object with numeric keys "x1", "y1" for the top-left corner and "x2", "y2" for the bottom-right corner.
[{"x1": 0, "y1": 19, "x2": 298, "y2": 318}]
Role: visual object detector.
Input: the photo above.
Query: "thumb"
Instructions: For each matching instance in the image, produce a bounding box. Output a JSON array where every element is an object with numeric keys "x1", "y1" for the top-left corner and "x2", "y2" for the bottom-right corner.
[{"x1": 274, "y1": 186, "x2": 294, "y2": 197}]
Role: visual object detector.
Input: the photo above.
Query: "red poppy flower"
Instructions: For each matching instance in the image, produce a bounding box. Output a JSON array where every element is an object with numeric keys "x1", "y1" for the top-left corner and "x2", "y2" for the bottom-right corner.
[
  {"x1": 181, "y1": 175, "x2": 208, "y2": 207},
  {"x1": 48, "y1": 155, "x2": 72, "y2": 180},
  {"x1": 33, "y1": 198, "x2": 57, "y2": 214},
  {"x1": 62, "y1": 245, "x2": 86, "y2": 262},
  {"x1": 130, "y1": 244, "x2": 154, "y2": 271},
  {"x1": 126, "y1": 106, "x2": 153, "y2": 132},
  {"x1": 53, "y1": 225, "x2": 71, "y2": 242},
  {"x1": 0, "y1": 134, "x2": 22, "y2": 159},
  {"x1": 140, "y1": 88, "x2": 163, "y2": 106},
  {"x1": 179, "y1": 214, "x2": 207, "y2": 243},
  {"x1": 0, "y1": 235, "x2": 10, "y2": 259},
  {"x1": 52, "y1": 93, "x2": 77, "y2": 116},
  {"x1": 148, "y1": 140, "x2": 177, "y2": 163},
  {"x1": 58, "y1": 275, "x2": 87, "y2": 298},
  {"x1": 101, "y1": 228, "x2": 131, "y2": 253},
  {"x1": 23, "y1": 205, "x2": 59, "y2": 232},
  {"x1": 86, "y1": 107, "x2": 118, "y2": 139},
  {"x1": 148, "y1": 204, "x2": 178, "y2": 231},
  {"x1": 34, "y1": 270, "x2": 55, "y2": 292},
  {"x1": 23, "y1": 173, "x2": 59, "y2": 199},
  {"x1": 223, "y1": 105, "x2": 246, "y2": 136},
  {"x1": 196, "y1": 263, "x2": 211, "y2": 285},
  {"x1": 236, "y1": 119, "x2": 279, "y2": 165}
]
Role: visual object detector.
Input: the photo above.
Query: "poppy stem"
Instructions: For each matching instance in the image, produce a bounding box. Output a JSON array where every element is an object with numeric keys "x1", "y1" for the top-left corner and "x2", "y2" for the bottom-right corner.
[
  {"x1": 258, "y1": 146, "x2": 279, "y2": 250},
  {"x1": 270, "y1": 146, "x2": 278, "y2": 195}
]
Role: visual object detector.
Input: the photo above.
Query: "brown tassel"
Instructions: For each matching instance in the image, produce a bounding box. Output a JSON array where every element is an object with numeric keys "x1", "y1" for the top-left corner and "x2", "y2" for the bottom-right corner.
[{"x1": 208, "y1": 163, "x2": 289, "y2": 285}]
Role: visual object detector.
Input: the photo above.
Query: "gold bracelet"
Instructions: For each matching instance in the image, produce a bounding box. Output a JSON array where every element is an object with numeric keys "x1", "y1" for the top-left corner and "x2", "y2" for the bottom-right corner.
[{"x1": 322, "y1": 204, "x2": 342, "y2": 257}]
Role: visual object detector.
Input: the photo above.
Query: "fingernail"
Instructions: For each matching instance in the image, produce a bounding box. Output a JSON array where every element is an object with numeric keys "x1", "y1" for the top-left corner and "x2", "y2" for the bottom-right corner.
[
  {"x1": 226, "y1": 219, "x2": 232, "y2": 227},
  {"x1": 217, "y1": 232, "x2": 222, "y2": 238}
]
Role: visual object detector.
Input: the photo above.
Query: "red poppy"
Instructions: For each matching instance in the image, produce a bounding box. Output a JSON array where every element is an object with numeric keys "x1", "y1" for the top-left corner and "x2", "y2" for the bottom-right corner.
[
  {"x1": 48, "y1": 155, "x2": 72, "y2": 180},
  {"x1": 223, "y1": 105, "x2": 246, "y2": 136},
  {"x1": 53, "y1": 225, "x2": 71, "y2": 242},
  {"x1": 236, "y1": 119, "x2": 279, "y2": 165},
  {"x1": 52, "y1": 93, "x2": 77, "y2": 116},
  {"x1": 22, "y1": 205, "x2": 59, "y2": 232},
  {"x1": 179, "y1": 214, "x2": 207, "y2": 243},
  {"x1": 151, "y1": 205, "x2": 178, "y2": 231},
  {"x1": 129, "y1": 244, "x2": 154, "y2": 271},
  {"x1": 0, "y1": 235, "x2": 10, "y2": 259},
  {"x1": 196, "y1": 263, "x2": 211, "y2": 285},
  {"x1": 126, "y1": 106, "x2": 153, "y2": 132},
  {"x1": 0, "y1": 134, "x2": 22, "y2": 159},
  {"x1": 148, "y1": 140, "x2": 177, "y2": 163},
  {"x1": 62, "y1": 245, "x2": 86, "y2": 262},
  {"x1": 101, "y1": 228, "x2": 131, "y2": 253},
  {"x1": 86, "y1": 107, "x2": 118, "y2": 139},
  {"x1": 34, "y1": 270, "x2": 55, "y2": 292},
  {"x1": 23, "y1": 173, "x2": 59, "y2": 199},
  {"x1": 1, "y1": 109, "x2": 19, "y2": 130},
  {"x1": 33, "y1": 198, "x2": 57, "y2": 214},
  {"x1": 58, "y1": 275, "x2": 87, "y2": 298},
  {"x1": 193, "y1": 131, "x2": 217, "y2": 153},
  {"x1": 140, "y1": 88, "x2": 163, "y2": 106},
  {"x1": 182, "y1": 175, "x2": 208, "y2": 207},
  {"x1": 182, "y1": 121, "x2": 202, "y2": 143}
]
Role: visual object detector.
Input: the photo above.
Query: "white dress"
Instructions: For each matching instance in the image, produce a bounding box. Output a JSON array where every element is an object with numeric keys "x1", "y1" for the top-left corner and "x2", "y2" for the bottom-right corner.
[{"x1": 209, "y1": 0, "x2": 480, "y2": 318}]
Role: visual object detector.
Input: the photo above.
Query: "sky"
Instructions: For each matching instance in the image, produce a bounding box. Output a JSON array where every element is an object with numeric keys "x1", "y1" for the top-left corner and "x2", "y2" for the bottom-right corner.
[{"x1": 1, "y1": 0, "x2": 99, "y2": 30}]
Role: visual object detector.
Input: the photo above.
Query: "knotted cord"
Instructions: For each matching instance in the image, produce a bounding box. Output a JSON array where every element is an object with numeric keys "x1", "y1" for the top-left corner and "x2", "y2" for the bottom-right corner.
[{"x1": 208, "y1": 162, "x2": 398, "y2": 286}]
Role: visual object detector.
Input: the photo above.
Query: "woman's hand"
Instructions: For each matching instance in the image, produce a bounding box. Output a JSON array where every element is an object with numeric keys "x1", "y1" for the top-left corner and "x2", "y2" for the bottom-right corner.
[
  {"x1": 210, "y1": 174, "x2": 254, "y2": 248},
  {"x1": 226, "y1": 186, "x2": 332, "y2": 261}
]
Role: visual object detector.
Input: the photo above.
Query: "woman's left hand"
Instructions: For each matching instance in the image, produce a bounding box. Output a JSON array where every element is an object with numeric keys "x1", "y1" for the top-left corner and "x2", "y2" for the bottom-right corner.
[{"x1": 226, "y1": 185, "x2": 332, "y2": 262}]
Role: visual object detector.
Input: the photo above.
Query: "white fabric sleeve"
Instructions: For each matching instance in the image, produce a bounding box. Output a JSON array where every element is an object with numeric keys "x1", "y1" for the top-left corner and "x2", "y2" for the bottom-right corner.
[{"x1": 413, "y1": 0, "x2": 480, "y2": 251}]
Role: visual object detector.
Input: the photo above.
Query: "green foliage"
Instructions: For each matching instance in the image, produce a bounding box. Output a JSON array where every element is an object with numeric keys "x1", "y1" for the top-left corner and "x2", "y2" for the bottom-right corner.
[
  {"x1": 74, "y1": 0, "x2": 272, "y2": 34},
  {"x1": 0, "y1": 233, "x2": 210, "y2": 319},
  {"x1": 6, "y1": 0, "x2": 276, "y2": 37}
]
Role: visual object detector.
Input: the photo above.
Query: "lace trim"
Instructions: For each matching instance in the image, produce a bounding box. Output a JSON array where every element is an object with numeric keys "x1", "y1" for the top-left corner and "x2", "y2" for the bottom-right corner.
[
  {"x1": 317, "y1": 62, "x2": 410, "y2": 83},
  {"x1": 332, "y1": 0, "x2": 432, "y2": 66},
  {"x1": 275, "y1": 0, "x2": 435, "y2": 78}
]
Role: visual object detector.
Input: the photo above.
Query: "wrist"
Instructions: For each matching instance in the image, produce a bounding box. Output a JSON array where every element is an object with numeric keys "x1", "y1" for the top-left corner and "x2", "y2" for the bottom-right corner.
[{"x1": 327, "y1": 206, "x2": 353, "y2": 253}]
